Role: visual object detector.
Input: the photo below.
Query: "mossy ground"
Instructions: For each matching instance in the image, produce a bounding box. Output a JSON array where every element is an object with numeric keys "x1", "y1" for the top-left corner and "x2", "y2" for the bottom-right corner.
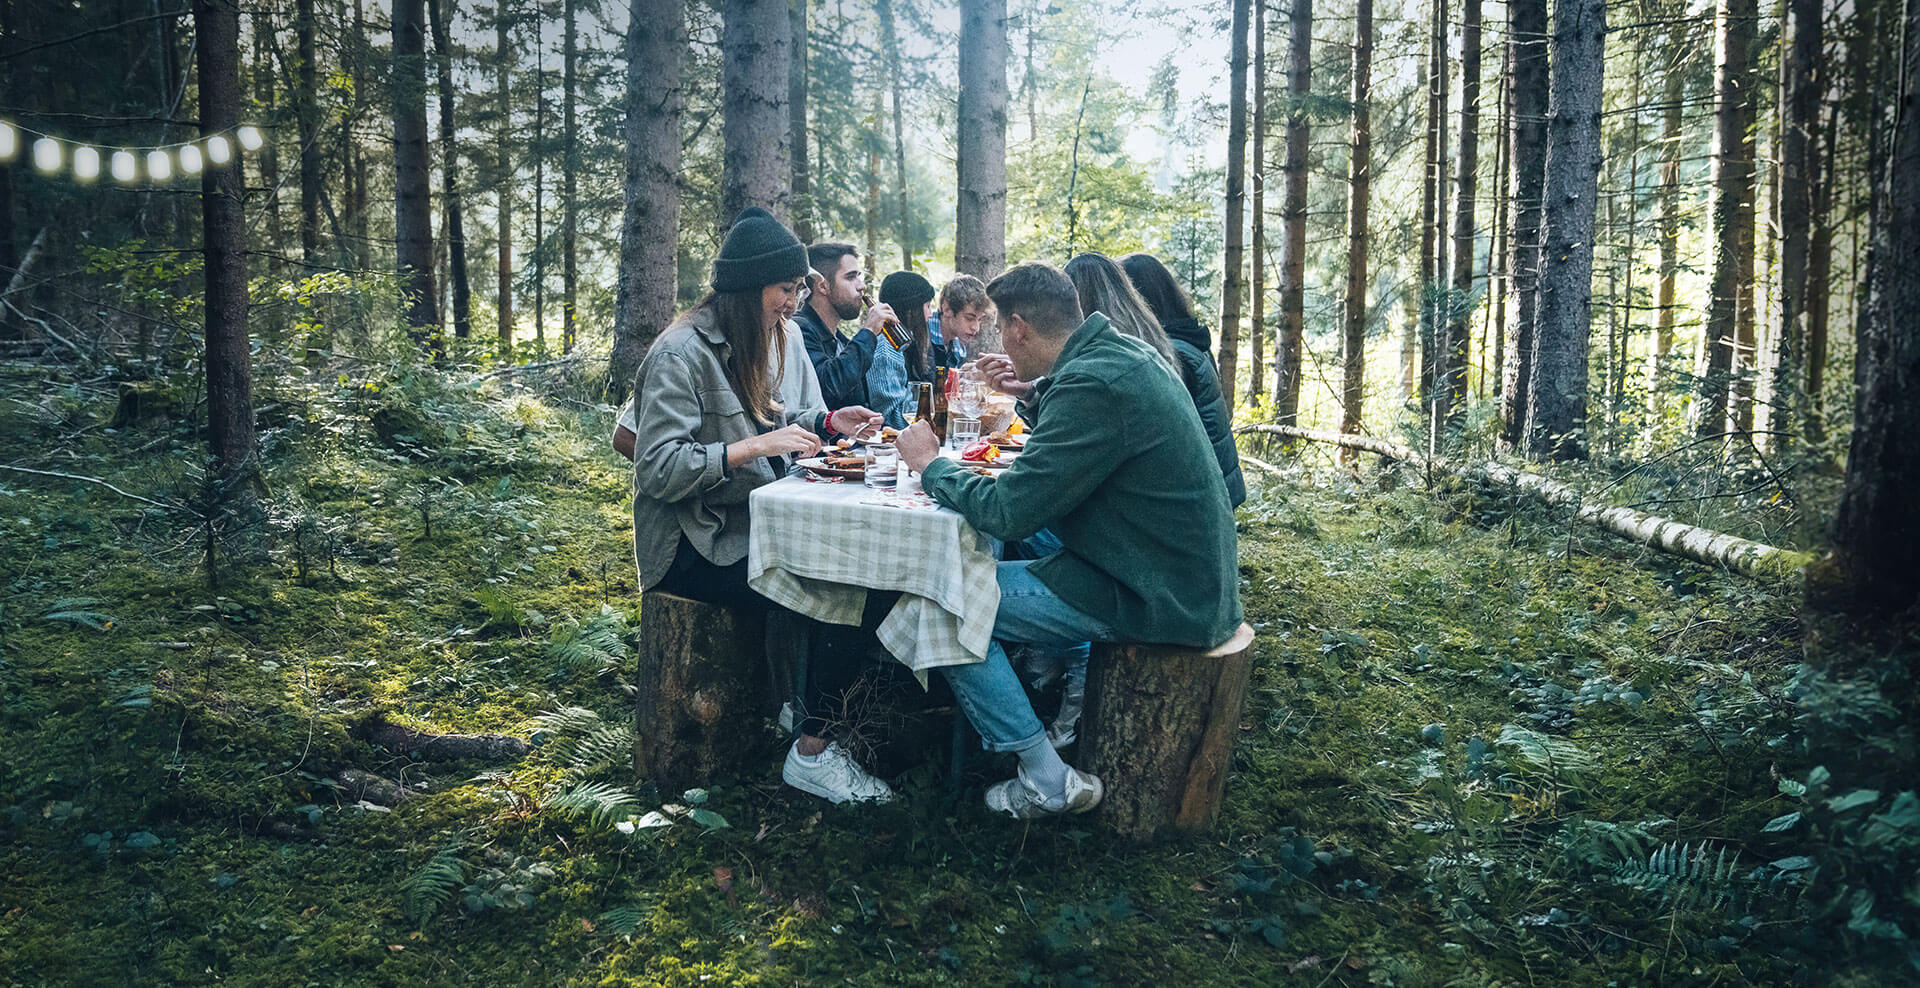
[{"x1": 1, "y1": 363, "x2": 1912, "y2": 986}]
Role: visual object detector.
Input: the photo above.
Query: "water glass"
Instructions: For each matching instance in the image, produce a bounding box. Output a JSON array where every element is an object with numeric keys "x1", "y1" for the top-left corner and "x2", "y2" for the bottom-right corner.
[
  {"x1": 863, "y1": 444, "x2": 899, "y2": 489},
  {"x1": 948, "y1": 416, "x2": 981, "y2": 447}
]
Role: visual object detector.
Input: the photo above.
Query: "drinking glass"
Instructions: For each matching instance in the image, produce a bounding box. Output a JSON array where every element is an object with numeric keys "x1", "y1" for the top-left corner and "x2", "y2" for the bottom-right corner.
[
  {"x1": 863, "y1": 444, "x2": 899, "y2": 489},
  {"x1": 949, "y1": 363, "x2": 986, "y2": 447}
]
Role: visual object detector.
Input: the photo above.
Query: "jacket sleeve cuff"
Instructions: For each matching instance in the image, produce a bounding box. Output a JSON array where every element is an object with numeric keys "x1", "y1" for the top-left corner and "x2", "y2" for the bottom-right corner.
[{"x1": 701, "y1": 441, "x2": 731, "y2": 490}]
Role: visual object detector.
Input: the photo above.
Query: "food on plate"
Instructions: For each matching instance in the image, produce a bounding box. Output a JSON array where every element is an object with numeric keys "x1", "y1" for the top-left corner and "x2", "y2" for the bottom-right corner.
[
  {"x1": 834, "y1": 438, "x2": 855, "y2": 451},
  {"x1": 964, "y1": 465, "x2": 997, "y2": 478},
  {"x1": 958, "y1": 440, "x2": 1000, "y2": 463},
  {"x1": 824, "y1": 455, "x2": 866, "y2": 470},
  {"x1": 985, "y1": 429, "x2": 1027, "y2": 448},
  {"x1": 880, "y1": 426, "x2": 900, "y2": 442}
]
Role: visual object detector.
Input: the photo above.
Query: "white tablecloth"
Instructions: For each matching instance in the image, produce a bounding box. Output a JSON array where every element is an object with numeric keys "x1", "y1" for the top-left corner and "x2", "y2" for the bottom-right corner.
[{"x1": 746, "y1": 473, "x2": 1000, "y2": 675}]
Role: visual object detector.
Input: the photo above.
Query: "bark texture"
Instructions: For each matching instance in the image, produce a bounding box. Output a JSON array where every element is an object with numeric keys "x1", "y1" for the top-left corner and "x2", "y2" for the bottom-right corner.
[
  {"x1": 1248, "y1": 0, "x2": 1267, "y2": 407},
  {"x1": 789, "y1": 0, "x2": 812, "y2": 242},
  {"x1": 633, "y1": 593, "x2": 776, "y2": 794},
  {"x1": 1273, "y1": 0, "x2": 1310, "y2": 422},
  {"x1": 721, "y1": 0, "x2": 793, "y2": 226},
  {"x1": 563, "y1": 0, "x2": 579, "y2": 352},
  {"x1": 956, "y1": 0, "x2": 1007, "y2": 279},
  {"x1": 1219, "y1": 0, "x2": 1251, "y2": 409},
  {"x1": 496, "y1": 12, "x2": 514, "y2": 361},
  {"x1": 1083, "y1": 624, "x2": 1255, "y2": 840},
  {"x1": 610, "y1": 0, "x2": 686, "y2": 407},
  {"x1": 1338, "y1": 0, "x2": 1373, "y2": 446},
  {"x1": 1525, "y1": 0, "x2": 1604, "y2": 461},
  {"x1": 195, "y1": 0, "x2": 255, "y2": 480},
  {"x1": 1442, "y1": 0, "x2": 1481, "y2": 435},
  {"x1": 1771, "y1": 0, "x2": 1821, "y2": 450},
  {"x1": 392, "y1": 0, "x2": 439, "y2": 351},
  {"x1": 1695, "y1": 0, "x2": 1758, "y2": 437},
  {"x1": 1500, "y1": 0, "x2": 1547, "y2": 449},
  {"x1": 429, "y1": 0, "x2": 471, "y2": 341}
]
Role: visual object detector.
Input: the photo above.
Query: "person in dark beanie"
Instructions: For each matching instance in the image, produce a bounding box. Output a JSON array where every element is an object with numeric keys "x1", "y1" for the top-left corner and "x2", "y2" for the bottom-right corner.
[
  {"x1": 866, "y1": 270, "x2": 939, "y2": 428},
  {"x1": 629, "y1": 207, "x2": 894, "y2": 804},
  {"x1": 796, "y1": 242, "x2": 898, "y2": 410}
]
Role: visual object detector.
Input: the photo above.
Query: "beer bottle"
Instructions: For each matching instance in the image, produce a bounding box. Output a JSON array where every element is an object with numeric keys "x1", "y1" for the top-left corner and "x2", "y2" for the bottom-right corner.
[{"x1": 930, "y1": 367, "x2": 949, "y2": 443}]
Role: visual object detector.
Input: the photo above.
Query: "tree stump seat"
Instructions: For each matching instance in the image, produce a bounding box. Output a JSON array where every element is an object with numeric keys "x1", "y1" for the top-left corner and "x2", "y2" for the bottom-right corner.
[
  {"x1": 632, "y1": 591, "x2": 784, "y2": 795},
  {"x1": 1081, "y1": 623, "x2": 1256, "y2": 840}
]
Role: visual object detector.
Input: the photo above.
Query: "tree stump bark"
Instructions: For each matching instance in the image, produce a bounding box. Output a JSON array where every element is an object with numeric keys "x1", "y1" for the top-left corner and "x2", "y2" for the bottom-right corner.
[
  {"x1": 1082, "y1": 623, "x2": 1256, "y2": 840},
  {"x1": 633, "y1": 592, "x2": 773, "y2": 795}
]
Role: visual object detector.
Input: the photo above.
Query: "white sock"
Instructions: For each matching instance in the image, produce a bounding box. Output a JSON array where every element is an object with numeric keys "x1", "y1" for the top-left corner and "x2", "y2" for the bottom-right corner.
[{"x1": 1015, "y1": 738, "x2": 1071, "y2": 805}]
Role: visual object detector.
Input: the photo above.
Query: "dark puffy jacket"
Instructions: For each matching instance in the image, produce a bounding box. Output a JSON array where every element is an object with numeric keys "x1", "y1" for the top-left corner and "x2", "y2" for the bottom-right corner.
[{"x1": 1162, "y1": 317, "x2": 1247, "y2": 508}]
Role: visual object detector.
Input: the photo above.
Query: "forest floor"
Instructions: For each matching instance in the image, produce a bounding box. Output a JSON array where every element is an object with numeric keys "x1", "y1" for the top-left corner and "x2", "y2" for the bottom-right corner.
[{"x1": 1, "y1": 357, "x2": 1915, "y2": 987}]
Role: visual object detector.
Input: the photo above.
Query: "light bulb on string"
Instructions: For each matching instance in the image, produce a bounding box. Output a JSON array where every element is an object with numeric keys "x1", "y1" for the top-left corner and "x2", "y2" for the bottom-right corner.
[
  {"x1": 236, "y1": 126, "x2": 262, "y2": 151},
  {"x1": 0, "y1": 123, "x2": 15, "y2": 160},
  {"x1": 146, "y1": 150, "x2": 171, "y2": 181},
  {"x1": 111, "y1": 151, "x2": 137, "y2": 183},
  {"x1": 32, "y1": 137, "x2": 59, "y2": 173},
  {"x1": 179, "y1": 144, "x2": 202, "y2": 174},
  {"x1": 73, "y1": 147, "x2": 100, "y2": 181},
  {"x1": 206, "y1": 136, "x2": 231, "y2": 165}
]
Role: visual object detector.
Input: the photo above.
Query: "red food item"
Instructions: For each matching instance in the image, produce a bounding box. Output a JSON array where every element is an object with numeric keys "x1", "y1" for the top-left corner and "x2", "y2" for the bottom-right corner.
[{"x1": 959, "y1": 440, "x2": 999, "y2": 462}]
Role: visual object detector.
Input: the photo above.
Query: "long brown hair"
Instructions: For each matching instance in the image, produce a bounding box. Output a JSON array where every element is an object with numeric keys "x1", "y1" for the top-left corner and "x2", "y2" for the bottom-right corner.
[
  {"x1": 692, "y1": 288, "x2": 786, "y2": 427},
  {"x1": 1064, "y1": 252, "x2": 1176, "y2": 367},
  {"x1": 899, "y1": 303, "x2": 935, "y2": 380}
]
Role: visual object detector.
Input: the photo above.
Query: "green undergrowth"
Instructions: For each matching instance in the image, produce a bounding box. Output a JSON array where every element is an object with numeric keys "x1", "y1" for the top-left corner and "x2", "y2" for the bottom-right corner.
[{"x1": 2, "y1": 362, "x2": 1914, "y2": 986}]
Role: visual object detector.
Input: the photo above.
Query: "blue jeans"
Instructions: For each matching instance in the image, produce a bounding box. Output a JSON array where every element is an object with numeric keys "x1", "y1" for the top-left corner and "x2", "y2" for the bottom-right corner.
[{"x1": 938, "y1": 560, "x2": 1115, "y2": 752}]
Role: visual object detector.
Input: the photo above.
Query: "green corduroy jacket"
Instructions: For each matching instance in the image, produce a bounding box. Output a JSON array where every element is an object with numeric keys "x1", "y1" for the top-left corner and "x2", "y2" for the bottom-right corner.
[{"x1": 922, "y1": 313, "x2": 1243, "y2": 648}]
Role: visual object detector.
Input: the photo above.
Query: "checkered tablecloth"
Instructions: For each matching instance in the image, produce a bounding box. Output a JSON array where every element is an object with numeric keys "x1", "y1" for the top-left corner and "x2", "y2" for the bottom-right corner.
[{"x1": 747, "y1": 474, "x2": 1000, "y2": 676}]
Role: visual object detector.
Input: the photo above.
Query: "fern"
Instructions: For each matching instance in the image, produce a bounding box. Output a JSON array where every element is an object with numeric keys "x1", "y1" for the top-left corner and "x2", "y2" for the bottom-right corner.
[
  {"x1": 547, "y1": 605, "x2": 631, "y2": 672},
  {"x1": 531, "y1": 706, "x2": 636, "y2": 780},
  {"x1": 1495, "y1": 724, "x2": 1597, "y2": 780},
  {"x1": 597, "y1": 904, "x2": 649, "y2": 938},
  {"x1": 44, "y1": 597, "x2": 115, "y2": 631},
  {"x1": 546, "y1": 780, "x2": 644, "y2": 829},
  {"x1": 399, "y1": 840, "x2": 468, "y2": 926},
  {"x1": 1614, "y1": 840, "x2": 1740, "y2": 912}
]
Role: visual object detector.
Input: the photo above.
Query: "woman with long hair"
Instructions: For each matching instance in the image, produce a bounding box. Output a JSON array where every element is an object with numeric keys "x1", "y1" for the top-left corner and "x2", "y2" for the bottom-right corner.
[
  {"x1": 1062, "y1": 252, "x2": 1177, "y2": 368},
  {"x1": 865, "y1": 271, "x2": 939, "y2": 428},
  {"x1": 1118, "y1": 252, "x2": 1247, "y2": 507},
  {"x1": 629, "y1": 207, "x2": 893, "y2": 804}
]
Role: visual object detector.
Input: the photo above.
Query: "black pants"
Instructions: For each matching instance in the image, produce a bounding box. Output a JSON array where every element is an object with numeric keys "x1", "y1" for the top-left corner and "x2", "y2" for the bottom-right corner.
[{"x1": 652, "y1": 538, "x2": 896, "y2": 740}]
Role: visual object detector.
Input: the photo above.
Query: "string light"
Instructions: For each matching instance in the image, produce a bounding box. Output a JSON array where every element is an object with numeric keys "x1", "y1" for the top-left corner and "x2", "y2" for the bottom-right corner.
[{"x1": 0, "y1": 119, "x2": 262, "y2": 185}]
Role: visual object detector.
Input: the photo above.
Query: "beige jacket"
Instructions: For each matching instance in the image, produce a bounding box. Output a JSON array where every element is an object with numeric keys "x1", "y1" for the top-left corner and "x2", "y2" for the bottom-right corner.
[{"x1": 630, "y1": 307, "x2": 827, "y2": 589}]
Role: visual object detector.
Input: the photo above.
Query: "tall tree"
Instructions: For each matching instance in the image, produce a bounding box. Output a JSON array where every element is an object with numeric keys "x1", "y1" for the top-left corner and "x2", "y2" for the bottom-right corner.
[
  {"x1": 1770, "y1": 0, "x2": 1822, "y2": 451},
  {"x1": 496, "y1": 6, "x2": 515, "y2": 361},
  {"x1": 295, "y1": 0, "x2": 319, "y2": 267},
  {"x1": 562, "y1": 0, "x2": 578, "y2": 352},
  {"x1": 1823, "y1": 3, "x2": 1920, "y2": 614},
  {"x1": 1440, "y1": 0, "x2": 1481, "y2": 438},
  {"x1": 1338, "y1": 0, "x2": 1373, "y2": 445},
  {"x1": 1649, "y1": 21, "x2": 1684, "y2": 418},
  {"x1": 195, "y1": 0, "x2": 255, "y2": 481},
  {"x1": 956, "y1": 0, "x2": 1008, "y2": 281},
  {"x1": 1418, "y1": 0, "x2": 1447, "y2": 425},
  {"x1": 532, "y1": 15, "x2": 545, "y2": 351},
  {"x1": 1694, "y1": 0, "x2": 1758, "y2": 437},
  {"x1": 878, "y1": 0, "x2": 912, "y2": 269},
  {"x1": 1272, "y1": 0, "x2": 1310, "y2": 423},
  {"x1": 1523, "y1": 0, "x2": 1605, "y2": 460},
  {"x1": 1248, "y1": 0, "x2": 1267, "y2": 409},
  {"x1": 721, "y1": 0, "x2": 793, "y2": 225},
  {"x1": 252, "y1": 9, "x2": 281, "y2": 253},
  {"x1": 1220, "y1": 0, "x2": 1251, "y2": 408},
  {"x1": 393, "y1": 0, "x2": 440, "y2": 353},
  {"x1": 789, "y1": 0, "x2": 812, "y2": 242},
  {"x1": 610, "y1": 0, "x2": 686, "y2": 405},
  {"x1": 1499, "y1": 0, "x2": 1547, "y2": 448},
  {"x1": 430, "y1": 0, "x2": 472, "y2": 341}
]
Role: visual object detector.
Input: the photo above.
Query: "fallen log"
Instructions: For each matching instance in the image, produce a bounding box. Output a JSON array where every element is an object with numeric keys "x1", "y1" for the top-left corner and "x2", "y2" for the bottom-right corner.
[
  {"x1": 364, "y1": 722, "x2": 529, "y2": 762},
  {"x1": 1234, "y1": 424, "x2": 1811, "y2": 580}
]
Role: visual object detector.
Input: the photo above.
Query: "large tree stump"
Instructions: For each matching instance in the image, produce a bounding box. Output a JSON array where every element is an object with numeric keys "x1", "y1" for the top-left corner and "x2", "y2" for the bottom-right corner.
[
  {"x1": 1082, "y1": 623, "x2": 1256, "y2": 840},
  {"x1": 633, "y1": 592, "x2": 774, "y2": 795}
]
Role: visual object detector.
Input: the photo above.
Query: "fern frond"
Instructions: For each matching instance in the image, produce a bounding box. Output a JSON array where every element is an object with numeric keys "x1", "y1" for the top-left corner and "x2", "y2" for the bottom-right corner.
[
  {"x1": 565, "y1": 722, "x2": 638, "y2": 779},
  {"x1": 399, "y1": 840, "x2": 468, "y2": 926},
  {"x1": 546, "y1": 780, "x2": 643, "y2": 829},
  {"x1": 44, "y1": 610, "x2": 114, "y2": 630},
  {"x1": 1495, "y1": 725, "x2": 1597, "y2": 778},
  {"x1": 546, "y1": 607, "x2": 632, "y2": 672},
  {"x1": 531, "y1": 706, "x2": 608, "y2": 738},
  {"x1": 1613, "y1": 840, "x2": 1740, "y2": 912},
  {"x1": 597, "y1": 904, "x2": 649, "y2": 938}
]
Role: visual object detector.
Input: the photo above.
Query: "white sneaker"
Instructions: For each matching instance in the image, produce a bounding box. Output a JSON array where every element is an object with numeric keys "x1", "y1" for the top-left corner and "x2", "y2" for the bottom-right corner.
[
  {"x1": 782, "y1": 742, "x2": 895, "y2": 804},
  {"x1": 984, "y1": 764, "x2": 1102, "y2": 819}
]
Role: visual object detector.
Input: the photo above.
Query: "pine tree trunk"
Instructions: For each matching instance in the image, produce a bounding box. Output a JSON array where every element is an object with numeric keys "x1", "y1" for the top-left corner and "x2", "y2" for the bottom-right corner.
[
  {"x1": 1500, "y1": 0, "x2": 1547, "y2": 449},
  {"x1": 956, "y1": 0, "x2": 1007, "y2": 281},
  {"x1": 1771, "y1": 0, "x2": 1821, "y2": 453},
  {"x1": 1443, "y1": 0, "x2": 1481, "y2": 435},
  {"x1": 1273, "y1": 0, "x2": 1310, "y2": 422},
  {"x1": 253, "y1": 10, "x2": 281, "y2": 259},
  {"x1": 296, "y1": 0, "x2": 319, "y2": 266},
  {"x1": 196, "y1": 0, "x2": 256, "y2": 481},
  {"x1": 533, "y1": 18, "x2": 545, "y2": 353},
  {"x1": 1524, "y1": 0, "x2": 1604, "y2": 461},
  {"x1": 1418, "y1": 0, "x2": 1445, "y2": 430},
  {"x1": 1219, "y1": 0, "x2": 1251, "y2": 410},
  {"x1": 497, "y1": 10, "x2": 514, "y2": 363},
  {"x1": 1651, "y1": 25, "x2": 1683, "y2": 419},
  {"x1": 1489, "y1": 39, "x2": 1510, "y2": 398},
  {"x1": 1822, "y1": 1, "x2": 1920, "y2": 615},
  {"x1": 1248, "y1": 0, "x2": 1267, "y2": 408},
  {"x1": 866, "y1": 81, "x2": 883, "y2": 265},
  {"x1": 1338, "y1": 0, "x2": 1372, "y2": 447},
  {"x1": 789, "y1": 0, "x2": 812, "y2": 243},
  {"x1": 393, "y1": 0, "x2": 440, "y2": 355},
  {"x1": 721, "y1": 0, "x2": 794, "y2": 226},
  {"x1": 563, "y1": 0, "x2": 578, "y2": 353},
  {"x1": 430, "y1": 0, "x2": 471, "y2": 342},
  {"x1": 610, "y1": 0, "x2": 686, "y2": 407},
  {"x1": 1695, "y1": 0, "x2": 1757, "y2": 438},
  {"x1": 1805, "y1": 105, "x2": 1836, "y2": 443}
]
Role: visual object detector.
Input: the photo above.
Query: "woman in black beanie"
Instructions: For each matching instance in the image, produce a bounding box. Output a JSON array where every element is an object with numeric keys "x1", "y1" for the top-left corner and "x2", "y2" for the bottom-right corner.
[
  {"x1": 629, "y1": 207, "x2": 894, "y2": 804},
  {"x1": 867, "y1": 270, "x2": 939, "y2": 428}
]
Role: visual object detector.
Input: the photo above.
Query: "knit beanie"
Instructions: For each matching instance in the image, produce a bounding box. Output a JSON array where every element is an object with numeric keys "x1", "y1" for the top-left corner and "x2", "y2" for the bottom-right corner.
[
  {"x1": 710, "y1": 207, "x2": 808, "y2": 292},
  {"x1": 878, "y1": 271, "x2": 936, "y2": 311}
]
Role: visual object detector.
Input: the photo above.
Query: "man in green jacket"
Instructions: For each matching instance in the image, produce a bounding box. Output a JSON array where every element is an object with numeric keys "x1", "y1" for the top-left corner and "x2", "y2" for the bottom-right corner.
[{"x1": 897, "y1": 262, "x2": 1243, "y2": 819}]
